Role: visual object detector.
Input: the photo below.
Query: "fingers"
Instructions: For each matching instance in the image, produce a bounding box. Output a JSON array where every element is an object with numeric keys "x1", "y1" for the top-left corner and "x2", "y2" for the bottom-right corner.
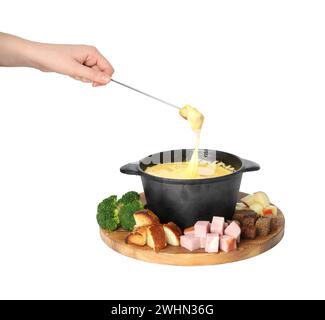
[
  {"x1": 93, "y1": 49, "x2": 114, "y2": 77},
  {"x1": 83, "y1": 47, "x2": 114, "y2": 76},
  {"x1": 87, "y1": 47, "x2": 114, "y2": 87},
  {"x1": 70, "y1": 75, "x2": 91, "y2": 83},
  {"x1": 90, "y1": 65, "x2": 103, "y2": 87},
  {"x1": 69, "y1": 45, "x2": 114, "y2": 86},
  {"x1": 72, "y1": 61, "x2": 111, "y2": 85}
]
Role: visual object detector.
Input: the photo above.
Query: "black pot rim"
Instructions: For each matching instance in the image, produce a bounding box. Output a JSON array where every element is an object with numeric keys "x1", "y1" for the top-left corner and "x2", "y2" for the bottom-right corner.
[{"x1": 137, "y1": 148, "x2": 246, "y2": 185}]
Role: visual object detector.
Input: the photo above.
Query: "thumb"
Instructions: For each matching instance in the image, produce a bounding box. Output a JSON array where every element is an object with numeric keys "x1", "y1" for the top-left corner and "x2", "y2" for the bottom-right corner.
[{"x1": 74, "y1": 63, "x2": 111, "y2": 85}]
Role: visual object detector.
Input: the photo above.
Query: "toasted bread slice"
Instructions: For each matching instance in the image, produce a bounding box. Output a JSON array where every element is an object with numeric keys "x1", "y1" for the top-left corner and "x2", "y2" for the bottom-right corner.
[
  {"x1": 147, "y1": 224, "x2": 167, "y2": 252},
  {"x1": 163, "y1": 222, "x2": 181, "y2": 246},
  {"x1": 134, "y1": 209, "x2": 160, "y2": 227},
  {"x1": 125, "y1": 232, "x2": 146, "y2": 246},
  {"x1": 166, "y1": 222, "x2": 182, "y2": 236},
  {"x1": 134, "y1": 226, "x2": 147, "y2": 238},
  {"x1": 125, "y1": 226, "x2": 148, "y2": 246}
]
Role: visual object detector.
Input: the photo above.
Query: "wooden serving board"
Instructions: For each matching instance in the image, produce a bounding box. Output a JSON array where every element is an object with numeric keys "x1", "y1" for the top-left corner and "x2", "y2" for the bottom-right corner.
[{"x1": 100, "y1": 192, "x2": 285, "y2": 266}]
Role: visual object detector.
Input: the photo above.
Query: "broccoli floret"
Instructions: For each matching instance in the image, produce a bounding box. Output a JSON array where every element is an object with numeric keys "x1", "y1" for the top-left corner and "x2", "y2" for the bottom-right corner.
[
  {"x1": 96, "y1": 195, "x2": 120, "y2": 231},
  {"x1": 119, "y1": 200, "x2": 144, "y2": 231},
  {"x1": 118, "y1": 191, "x2": 140, "y2": 205},
  {"x1": 118, "y1": 191, "x2": 144, "y2": 231},
  {"x1": 97, "y1": 191, "x2": 144, "y2": 232}
]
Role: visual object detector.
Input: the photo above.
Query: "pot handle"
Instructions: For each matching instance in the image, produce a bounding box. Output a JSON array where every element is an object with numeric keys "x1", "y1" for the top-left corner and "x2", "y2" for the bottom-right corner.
[
  {"x1": 241, "y1": 158, "x2": 260, "y2": 173},
  {"x1": 120, "y1": 162, "x2": 142, "y2": 176}
]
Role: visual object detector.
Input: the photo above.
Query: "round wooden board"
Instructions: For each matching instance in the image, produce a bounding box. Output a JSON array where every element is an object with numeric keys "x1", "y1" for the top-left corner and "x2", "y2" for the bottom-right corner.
[{"x1": 100, "y1": 192, "x2": 285, "y2": 266}]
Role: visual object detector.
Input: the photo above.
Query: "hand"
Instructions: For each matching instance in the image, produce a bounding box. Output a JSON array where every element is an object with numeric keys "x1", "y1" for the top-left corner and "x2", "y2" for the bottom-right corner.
[
  {"x1": 32, "y1": 43, "x2": 114, "y2": 87},
  {"x1": 0, "y1": 33, "x2": 114, "y2": 86}
]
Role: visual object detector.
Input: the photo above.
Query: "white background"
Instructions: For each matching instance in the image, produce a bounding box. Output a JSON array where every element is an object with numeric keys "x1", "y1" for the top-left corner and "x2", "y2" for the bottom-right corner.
[{"x1": 0, "y1": 0, "x2": 324, "y2": 300}]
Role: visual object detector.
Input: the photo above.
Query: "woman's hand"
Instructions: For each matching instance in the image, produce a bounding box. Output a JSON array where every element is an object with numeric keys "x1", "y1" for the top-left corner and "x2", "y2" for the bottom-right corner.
[
  {"x1": 31, "y1": 43, "x2": 114, "y2": 86},
  {"x1": 0, "y1": 33, "x2": 114, "y2": 86}
]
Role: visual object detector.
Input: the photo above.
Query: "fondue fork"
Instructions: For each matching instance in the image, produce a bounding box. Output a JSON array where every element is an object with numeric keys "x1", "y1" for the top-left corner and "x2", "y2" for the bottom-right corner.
[{"x1": 111, "y1": 79, "x2": 180, "y2": 110}]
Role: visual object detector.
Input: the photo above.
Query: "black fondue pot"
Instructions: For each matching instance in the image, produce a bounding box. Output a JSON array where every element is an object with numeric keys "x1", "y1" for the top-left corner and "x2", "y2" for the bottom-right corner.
[{"x1": 120, "y1": 149, "x2": 260, "y2": 229}]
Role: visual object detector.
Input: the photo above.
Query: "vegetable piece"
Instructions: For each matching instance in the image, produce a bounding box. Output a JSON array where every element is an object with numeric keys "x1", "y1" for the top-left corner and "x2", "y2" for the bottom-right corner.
[
  {"x1": 96, "y1": 195, "x2": 120, "y2": 231},
  {"x1": 119, "y1": 200, "x2": 144, "y2": 231},
  {"x1": 117, "y1": 191, "x2": 144, "y2": 231},
  {"x1": 118, "y1": 191, "x2": 141, "y2": 205},
  {"x1": 235, "y1": 202, "x2": 248, "y2": 210},
  {"x1": 253, "y1": 192, "x2": 270, "y2": 207},
  {"x1": 262, "y1": 205, "x2": 278, "y2": 216},
  {"x1": 241, "y1": 194, "x2": 255, "y2": 206},
  {"x1": 263, "y1": 208, "x2": 273, "y2": 215},
  {"x1": 249, "y1": 203, "x2": 264, "y2": 215}
]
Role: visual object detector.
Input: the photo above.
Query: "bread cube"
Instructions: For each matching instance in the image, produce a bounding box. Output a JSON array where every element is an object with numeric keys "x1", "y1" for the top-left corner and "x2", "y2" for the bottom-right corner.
[{"x1": 255, "y1": 217, "x2": 271, "y2": 236}]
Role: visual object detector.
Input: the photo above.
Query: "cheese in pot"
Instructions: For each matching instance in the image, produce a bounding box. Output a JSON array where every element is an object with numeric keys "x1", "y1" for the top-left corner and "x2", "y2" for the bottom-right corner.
[{"x1": 145, "y1": 161, "x2": 235, "y2": 179}]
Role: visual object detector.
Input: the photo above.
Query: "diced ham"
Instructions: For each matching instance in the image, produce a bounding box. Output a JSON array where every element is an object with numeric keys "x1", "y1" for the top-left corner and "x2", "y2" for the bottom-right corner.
[
  {"x1": 220, "y1": 235, "x2": 237, "y2": 252},
  {"x1": 181, "y1": 217, "x2": 240, "y2": 253},
  {"x1": 224, "y1": 221, "x2": 241, "y2": 242},
  {"x1": 210, "y1": 216, "x2": 225, "y2": 235},
  {"x1": 180, "y1": 235, "x2": 201, "y2": 251},
  {"x1": 194, "y1": 221, "x2": 210, "y2": 237},
  {"x1": 205, "y1": 233, "x2": 219, "y2": 253},
  {"x1": 200, "y1": 237, "x2": 206, "y2": 248},
  {"x1": 212, "y1": 216, "x2": 225, "y2": 224}
]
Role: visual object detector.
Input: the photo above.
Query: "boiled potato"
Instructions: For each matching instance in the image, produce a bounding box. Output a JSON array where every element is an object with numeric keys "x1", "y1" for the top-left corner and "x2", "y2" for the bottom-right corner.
[
  {"x1": 249, "y1": 203, "x2": 264, "y2": 215},
  {"x1": 253, "y1": 191, "x2": 270, "y2": 207},
  {"x1": 241, "y1": 194, "x2": 255, "y2": 206},
  {"x1": 236, "y1": 202, "x2": 248, "y2": 210}
]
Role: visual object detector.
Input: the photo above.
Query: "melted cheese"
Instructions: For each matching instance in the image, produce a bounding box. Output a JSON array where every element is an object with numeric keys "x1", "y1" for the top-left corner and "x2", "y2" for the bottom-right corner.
[
  {"x1": 179, "y1": 104, "x2": 204, "y2": 177},
  {"x1": 145, "y1": 104, "x2": 235, "y2": 179},
  {"x1": 179, "y1": 104, "x2": 204, "y2": 132},
  {"x1": 145, "y1": 161, "x2": 234, "y2": 179},
  {"x1": 185, "y1": 131, "x2": 200, "y2": 177}
]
